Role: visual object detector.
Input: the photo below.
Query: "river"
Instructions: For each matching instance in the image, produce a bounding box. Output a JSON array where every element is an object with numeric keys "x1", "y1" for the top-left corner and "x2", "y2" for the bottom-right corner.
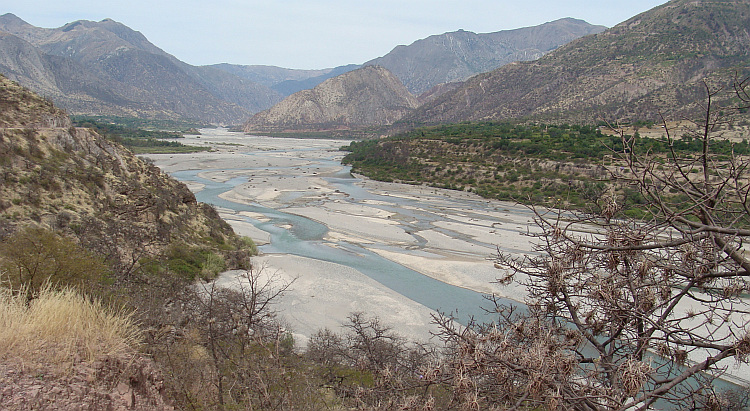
[
  {"x1": 149, "y1": 128, "x2": 536, "y2": 343},
  {"x1": 149, "y1": 128, "x2": 748, "y2": 393}
]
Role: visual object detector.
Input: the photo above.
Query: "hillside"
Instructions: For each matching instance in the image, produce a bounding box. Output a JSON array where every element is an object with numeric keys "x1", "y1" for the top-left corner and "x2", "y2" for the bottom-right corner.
[
  {"x1": 402, "y1": 0, "x2": 750, "y2": 125},
  {"x1": 365, "y1": 18, "x2": 606, "y2": 95},
  {"x1": 0, "y1": 74, "x2": 248, "y2": 277},
  {"x1": 0, "y1": 14, "x2": 281, "y2": 124},
  {"x1": 0, "y1": 74, "x2": 260, "y2": 410},
  {"x1": 244, "y1": 66, "x2": 419, "y2": 132}
]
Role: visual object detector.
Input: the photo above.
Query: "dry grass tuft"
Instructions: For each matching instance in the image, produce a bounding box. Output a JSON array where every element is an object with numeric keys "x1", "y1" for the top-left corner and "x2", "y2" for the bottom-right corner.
[{"x1": 0, "y1": 285, "x2": 142, "y2": 368}]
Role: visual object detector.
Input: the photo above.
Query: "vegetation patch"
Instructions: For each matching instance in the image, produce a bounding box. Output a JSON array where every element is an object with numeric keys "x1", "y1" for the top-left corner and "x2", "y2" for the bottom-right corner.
[
  {"x1": 0, "y1": 285, "x2": 141, "y2": 366},
  {"x1": 72, "y1": 117, "x2": 210, "y2": 154},
  {"x1": 342, "y1": 121, "x2": 750, "y2": 214}
]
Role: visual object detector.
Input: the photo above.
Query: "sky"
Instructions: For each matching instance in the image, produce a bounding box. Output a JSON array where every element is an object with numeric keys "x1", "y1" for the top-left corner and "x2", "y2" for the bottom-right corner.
[{"x1": 2, "y1": 0, "x2": 668, "y2": 70}]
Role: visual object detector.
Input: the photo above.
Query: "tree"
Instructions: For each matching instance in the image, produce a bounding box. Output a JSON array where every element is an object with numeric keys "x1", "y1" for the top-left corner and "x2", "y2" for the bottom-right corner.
[
  {"x1": 0, "y1": 227, "x2": 107, "y2": 301},
  {"x1": 306, "y1": 312, "x2": 440, "y2": 409},
  {"x1": 151, "y1": 265, "x2": 308, "y2": 410},
  {"x1": 435, "y1": 76, "x2": 750, "y2": 410}
]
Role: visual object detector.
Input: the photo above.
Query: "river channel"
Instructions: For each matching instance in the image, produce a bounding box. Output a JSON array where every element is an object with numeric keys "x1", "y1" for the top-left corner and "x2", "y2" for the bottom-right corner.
[
  {"x1": 150, "y1": 128, "x2": 748, "y2": 391},
  {"x1": 150, "y1": 128, "x2": 536, "y2": 342}
]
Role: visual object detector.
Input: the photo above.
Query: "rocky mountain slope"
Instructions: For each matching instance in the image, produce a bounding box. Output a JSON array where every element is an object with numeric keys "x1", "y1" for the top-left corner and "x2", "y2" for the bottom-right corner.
[
  {"x1": 0, "y1": 14, "x2": 282, "y2": 124},
  {"x1": 0, "y1": 74, "x2": 244, "y2": 274},
  {"x1": 365, "y1": 18, "x2": 606, "y2": 95},
  {"x1": 244, "y1": 66, "x2": 419, "y2": 131},
  {"x1": 401, "y1": 0, "x2": 750, "y2": 126},
  {"x1": 218, "y1": 19, "x2": 602, "y2": 100}
]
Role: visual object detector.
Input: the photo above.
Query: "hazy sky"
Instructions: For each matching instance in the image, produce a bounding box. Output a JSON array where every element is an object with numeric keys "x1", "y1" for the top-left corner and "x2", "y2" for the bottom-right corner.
[{"x1": 3, "y1": 0, "x2": 667, "y2": 69}]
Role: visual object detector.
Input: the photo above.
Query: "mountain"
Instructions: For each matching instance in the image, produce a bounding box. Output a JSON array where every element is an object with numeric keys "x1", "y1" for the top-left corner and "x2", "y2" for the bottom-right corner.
[
  {"x1": 218, "y1": 18, "x2": 603, "y2": 99},
  {"x1": 0, "y1": 14, "x2": 282, "y2": 124},
  {"x1": 243, "y1": 66, "x2": 419, "y2": 132},
  {"x1": 270, "y1": 64, "x2": 362, "y2": 96},
  {"x1": 364, "y1": 18, "x2": 606, "y2": 95},
  {"x1": 211, "y1": 63, "x2": 361, "y2": 96},
  {"x1": 401, "y1": 0, "x2": 750, "y2": 126}
]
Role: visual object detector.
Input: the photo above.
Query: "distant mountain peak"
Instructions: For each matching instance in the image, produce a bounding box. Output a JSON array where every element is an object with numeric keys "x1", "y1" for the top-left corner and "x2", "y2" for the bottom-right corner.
[
  {"x1": 0, "y1": 13, "x2": 32, "y2": 31},
  {"x1": 364, "y1": 18, "x2": 605, "y2": 94}
]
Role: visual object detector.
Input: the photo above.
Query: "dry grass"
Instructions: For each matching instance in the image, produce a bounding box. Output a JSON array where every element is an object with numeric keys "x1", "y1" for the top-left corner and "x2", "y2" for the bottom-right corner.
[{"x1": 0, "y1": 285, "x2": 142, "y2": 368}]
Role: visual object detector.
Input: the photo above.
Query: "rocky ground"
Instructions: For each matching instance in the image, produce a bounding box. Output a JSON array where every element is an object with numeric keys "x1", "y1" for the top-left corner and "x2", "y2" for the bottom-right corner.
[{"x1": 0, "y1": 355, "x2": 172, "y2": 410}]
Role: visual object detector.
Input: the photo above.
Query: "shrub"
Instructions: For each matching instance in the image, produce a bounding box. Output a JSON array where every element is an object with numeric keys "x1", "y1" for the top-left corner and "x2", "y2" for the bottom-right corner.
[{"x1": 0, "y1": 227, "x2": 108, "y2": 301}]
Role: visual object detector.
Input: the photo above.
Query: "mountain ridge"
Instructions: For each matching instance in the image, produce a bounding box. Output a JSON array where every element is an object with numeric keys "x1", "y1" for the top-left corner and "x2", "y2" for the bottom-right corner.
[
  {"x1": 244, "y1": 66, "x2": 419, "y2": 132},
  {"x1": 364, "y1": 18, "x2": 606, "y2": 95},
  {"x1": 0, "y1": 14, "x2": 282, "y2": 124},
  {"x1": 399, "y1": 0, "x2": 750, "y2": 126},
  {"x1": 213, "y1": 19, "x2": 603, "y2": 102}
]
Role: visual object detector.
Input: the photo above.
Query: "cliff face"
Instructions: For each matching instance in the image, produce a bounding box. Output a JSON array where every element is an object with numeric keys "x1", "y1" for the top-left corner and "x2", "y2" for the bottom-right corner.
[
  {"x1": 244, "y1": 66, "x2": 419, "y2": 132},
  {"x1": 0, "y1": 74, "x2": 237, "y2": 273}
]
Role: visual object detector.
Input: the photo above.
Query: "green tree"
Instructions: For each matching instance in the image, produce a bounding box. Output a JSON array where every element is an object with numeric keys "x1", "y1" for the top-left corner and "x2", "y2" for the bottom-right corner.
[{"x1": 0, "y1": 227, "x2": 107, "y2": 300}]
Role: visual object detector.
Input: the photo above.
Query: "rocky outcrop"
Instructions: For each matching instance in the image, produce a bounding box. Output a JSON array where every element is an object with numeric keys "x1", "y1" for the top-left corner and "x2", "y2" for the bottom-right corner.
[{"x1": 244, "y1": 66, "x2": 419, "y2": 131}]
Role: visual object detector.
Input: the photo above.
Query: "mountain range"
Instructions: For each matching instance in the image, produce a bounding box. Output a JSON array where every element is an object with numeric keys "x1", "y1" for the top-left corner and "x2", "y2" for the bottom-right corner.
[
  {"x1": 3, "y1": 0, "x2": 744, "y2": 131},
  {"x1": 402, "y1": 0, "x2": 750, "y2": 126},
  {"x1": 257, "y1": 0, "x2": 750, "y2": 132},
  {"x1": 0, "y1": 14, "x2": 285, "y2": 124},
  {"x1": 243, "y1": 18, "x2": 605, "y2": 132},
  {"x1": 0, "y1": 13, "x2": 602, "y2": 125},
  {"x1": 215, "y1": 18, "x2": 604, "y2": 98},
  {"x1": 363, "y1": 18, "x2": 605, "y2": 95}
]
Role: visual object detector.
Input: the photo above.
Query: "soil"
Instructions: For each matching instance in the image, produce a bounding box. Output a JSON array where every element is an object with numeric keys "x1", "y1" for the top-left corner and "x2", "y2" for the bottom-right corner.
[{"x1": 0, "y1": 354, "x2": 173, "y2": 410}]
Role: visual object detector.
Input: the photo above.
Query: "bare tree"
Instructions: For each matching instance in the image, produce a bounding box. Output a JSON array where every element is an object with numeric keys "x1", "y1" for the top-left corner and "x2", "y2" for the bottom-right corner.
[
  {"x1": 194, "y1": 266, "x2": 294, "y2": 408},
  {"x1": 147, "y1": 264, "x2": 305, "y2": 410},
  {"x1": 307, "y1": 312, "x2": 441, "y2": 409},
  {"x1": 434, "y1": 77, "x2": 750, "y2": 410}
]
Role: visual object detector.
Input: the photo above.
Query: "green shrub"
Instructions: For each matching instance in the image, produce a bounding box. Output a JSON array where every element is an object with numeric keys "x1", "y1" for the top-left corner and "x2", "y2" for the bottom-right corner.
[{"x1": 0, "y1": 227, "x2": 109, "y2": 301}]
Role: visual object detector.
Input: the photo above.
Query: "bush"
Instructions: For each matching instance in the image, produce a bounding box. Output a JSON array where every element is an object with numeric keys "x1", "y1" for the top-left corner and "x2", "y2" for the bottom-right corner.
[{"x1": 0, "y1": 227, "x2": 108, "y2": 301}]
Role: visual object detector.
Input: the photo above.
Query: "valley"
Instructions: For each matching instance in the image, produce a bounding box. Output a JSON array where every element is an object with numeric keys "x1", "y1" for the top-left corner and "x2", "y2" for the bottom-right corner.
[
  {"x1": 149, "y1": 128, "x2": 536, "y2": 344},
  {"x1": 150, "y1": 128, "x2": 750, "y2": 388},
  {"x1": 2, "y1": 0, "x2": 750, "y2": 407}
]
